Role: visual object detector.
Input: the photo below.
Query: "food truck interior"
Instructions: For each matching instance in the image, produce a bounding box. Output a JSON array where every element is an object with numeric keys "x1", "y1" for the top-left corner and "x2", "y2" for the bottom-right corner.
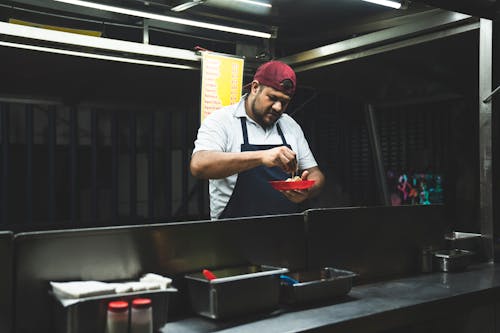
[
  {"x1": 0, "y1": 0, "x2": 499, "y2": 332},
  {"x1": 0, "y1": 0, "x2": 496, "y2": 229}
]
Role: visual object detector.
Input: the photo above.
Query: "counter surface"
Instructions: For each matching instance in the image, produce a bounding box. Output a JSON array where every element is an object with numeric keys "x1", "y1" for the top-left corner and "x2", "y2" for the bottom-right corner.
[{"x1": 162, "y1": 263, "x2": 500, "y2": 333}]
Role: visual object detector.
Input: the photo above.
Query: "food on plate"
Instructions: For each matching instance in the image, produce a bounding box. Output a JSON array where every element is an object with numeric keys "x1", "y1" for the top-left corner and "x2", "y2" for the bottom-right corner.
[{"x1": 286, "y1": 176, "x2": 302, "y2": 182}]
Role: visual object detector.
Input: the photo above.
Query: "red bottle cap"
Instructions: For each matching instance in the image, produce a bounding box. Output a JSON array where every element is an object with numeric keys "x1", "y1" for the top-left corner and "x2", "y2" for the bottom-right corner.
[
  {"x1": 108, "y1": 301, "x2": 129, "y2": 312},
  {"x1": 132, "y1": 298, "x2": 152, "y2": 309},
  {"x1": 202, "y1": 269, "x2": 217, "y2": 281}
]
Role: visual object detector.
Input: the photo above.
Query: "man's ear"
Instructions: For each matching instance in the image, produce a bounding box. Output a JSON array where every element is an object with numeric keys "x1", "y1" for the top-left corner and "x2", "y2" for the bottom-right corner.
[{"x1": 251, "y1": 80, "x2": 260, "y2": 94}]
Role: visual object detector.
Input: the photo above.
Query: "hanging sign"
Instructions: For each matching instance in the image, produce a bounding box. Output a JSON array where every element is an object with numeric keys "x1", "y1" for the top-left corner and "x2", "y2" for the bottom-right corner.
[{"x1": 200, "y1": 52, "x2": 244, "y2": 122}]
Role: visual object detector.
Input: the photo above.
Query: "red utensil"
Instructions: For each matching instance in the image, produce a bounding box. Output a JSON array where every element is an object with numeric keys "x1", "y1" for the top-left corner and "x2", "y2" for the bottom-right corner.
[{"x1": 202, "y1": 269, "x2": 217, "y2": 281}]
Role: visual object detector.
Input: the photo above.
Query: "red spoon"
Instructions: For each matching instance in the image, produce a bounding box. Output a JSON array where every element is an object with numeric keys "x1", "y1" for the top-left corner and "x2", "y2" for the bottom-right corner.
[{"x1": 202, "y1": 269, "x2": 217, "y2": 281}]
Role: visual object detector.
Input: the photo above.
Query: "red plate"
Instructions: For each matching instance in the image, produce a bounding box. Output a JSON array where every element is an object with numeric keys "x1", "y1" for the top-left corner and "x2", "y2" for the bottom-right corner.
[{"x1": 269, "y1": 180, "x2": 315, "y2": 191}]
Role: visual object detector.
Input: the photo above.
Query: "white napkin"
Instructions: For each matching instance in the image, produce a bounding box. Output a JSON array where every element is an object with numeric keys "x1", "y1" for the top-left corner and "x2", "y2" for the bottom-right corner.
[
  {"x1": 107, "y1": 283, "x2": 133, "y2": 294},
  {"x1": 51, "y1": 274, "x2": 171, "y2": 299},
  {"x1": 121, "y1": 281, "x2": 161, "y2": 291},
  {"x1": 140, "y1": 273, "x2": 172, "y2": 289},
  {"x1": 50, "y1": 281, "x2": 116, "y2": 299}
]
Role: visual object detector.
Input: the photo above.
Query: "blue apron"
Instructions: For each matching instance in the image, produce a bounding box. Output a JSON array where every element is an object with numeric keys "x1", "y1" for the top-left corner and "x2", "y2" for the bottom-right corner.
[{"x1": 219, "y1": 118, "x2": 301, "y2": 219}]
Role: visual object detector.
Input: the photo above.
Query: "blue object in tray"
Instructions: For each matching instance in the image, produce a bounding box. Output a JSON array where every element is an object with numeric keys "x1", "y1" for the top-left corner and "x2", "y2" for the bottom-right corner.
[{"x1": 280, "y1": 274, "x2": 299, "y2": 285}]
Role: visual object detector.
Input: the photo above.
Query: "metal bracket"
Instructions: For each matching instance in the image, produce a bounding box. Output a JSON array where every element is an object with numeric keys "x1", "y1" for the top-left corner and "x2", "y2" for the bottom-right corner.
[
  {"x1": 483, "y1": 85, "x2": 500, "y2": 104},
  {"x1": 143, "y1": 18, "x2": 149, "y2": 45}
]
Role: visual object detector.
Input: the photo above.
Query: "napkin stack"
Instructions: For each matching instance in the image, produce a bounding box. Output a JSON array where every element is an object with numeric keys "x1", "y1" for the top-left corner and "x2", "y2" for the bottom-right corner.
[
  {"x1": 51, "y1": 273, "x2": 173, "y2": 299},
  {"x1": 50, "y1": 281, "x2": 115, "y2": 299},
  {"x1": 140, "y1": 273, "x2": 172, "y2": 289}
]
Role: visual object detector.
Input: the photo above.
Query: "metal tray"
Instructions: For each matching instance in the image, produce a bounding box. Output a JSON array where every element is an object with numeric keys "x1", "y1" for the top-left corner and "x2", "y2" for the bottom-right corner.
[
  {"x1": 185, "y1": 265, "x2": 288, "y2": 320},
  {"x1": 51, "y1": 287, "x2": 177, "y2": 333},
  {"x1": 280, "y1": 267, "x2": 357, "y2": 305},
  {"x1": 433, "y1": 249, "x2": 474, "y2": 272},
  {"x1": 444, "y1": 232, "x2": 483, "y2": 253}
]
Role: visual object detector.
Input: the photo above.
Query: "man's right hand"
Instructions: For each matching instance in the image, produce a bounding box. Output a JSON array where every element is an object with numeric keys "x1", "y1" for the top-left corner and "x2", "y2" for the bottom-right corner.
[{"x1": 261, "y1": 146, "x2": 297, "y2": 174}]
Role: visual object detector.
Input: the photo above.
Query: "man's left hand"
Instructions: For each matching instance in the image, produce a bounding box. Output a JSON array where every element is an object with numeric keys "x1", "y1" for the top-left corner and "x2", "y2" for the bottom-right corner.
[
  {"x1": 281, "y1": 170, "x2": 311, "y2": 203},
  {"x1": 281, "y1": 188, "x2": 309, "y2": 203}
]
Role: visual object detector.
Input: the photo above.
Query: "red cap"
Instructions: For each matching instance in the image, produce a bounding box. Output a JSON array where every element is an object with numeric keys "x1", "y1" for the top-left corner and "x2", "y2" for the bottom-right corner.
[
  {"x1": 132, "y1": 298, "x2": 152, "y2": 309},
  {"x1": 253, "y1": 61, "x2": 296, "y2": 96},
  {"x1": 108, "y1": 301, "x2": 129, "y2": 312}
]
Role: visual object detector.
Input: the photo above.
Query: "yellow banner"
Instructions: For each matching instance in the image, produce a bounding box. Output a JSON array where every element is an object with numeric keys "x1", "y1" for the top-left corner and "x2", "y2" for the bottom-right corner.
[{"x1": 200, "y1": 52, "x2": 244, "y2": 122}]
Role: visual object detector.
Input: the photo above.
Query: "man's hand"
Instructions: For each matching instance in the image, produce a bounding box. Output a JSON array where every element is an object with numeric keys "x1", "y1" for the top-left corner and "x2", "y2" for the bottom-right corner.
[
  {"x1": 260, "y1": 146, "x2": 297, "y2": 173},
  {"x1": 280, "y1": 170, "x2": 310, "y2": 203}
]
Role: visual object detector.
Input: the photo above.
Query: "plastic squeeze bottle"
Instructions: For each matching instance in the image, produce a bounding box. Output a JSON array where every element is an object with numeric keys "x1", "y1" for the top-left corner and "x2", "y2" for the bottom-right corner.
[
  {"x1": 106, "y1": 300, "x2": 129, "y2": 333},
  {"x1": 130, "y1": 298, "x2": 153, "y2": 333}
]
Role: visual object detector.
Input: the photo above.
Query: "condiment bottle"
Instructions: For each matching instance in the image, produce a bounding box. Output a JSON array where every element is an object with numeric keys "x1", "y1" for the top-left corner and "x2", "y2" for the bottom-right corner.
[
  {"x1": 130, "y1": 298, "x2": 153, "y2": 333},
  {"x1": 106, "y1": 300, "x2": 129, "y2": 333}
]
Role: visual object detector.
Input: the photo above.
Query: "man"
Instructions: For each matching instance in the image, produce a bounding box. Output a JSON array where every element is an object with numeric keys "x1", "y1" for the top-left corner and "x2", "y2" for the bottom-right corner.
[{"x1": 191, "y1": 60, "x2": 325, "y2": 219}]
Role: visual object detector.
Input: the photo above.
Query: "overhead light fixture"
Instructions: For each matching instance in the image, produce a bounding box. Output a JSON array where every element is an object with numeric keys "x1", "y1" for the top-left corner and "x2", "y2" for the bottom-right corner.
[
  {"x1": 0, "y1": 21, "x2": 198, "y2": 61},
  {"x1": 0, "y1": 21, "x2": 199, "y2": 69},
  {"x1": 171, "y1": 0, "x2": 271, "y2": 12},
  {"x1": 54, "y1": 0, "x2": 272, "y2": 38},
  {"x1": 171, "y1": 0, "x2": 205, "y2": 12},
  {"x1": 361, "y1": 0, "x2": 402, "y2": 9},
  {"x1": 235, "y1": 0, "x2": 272, "y2": 8},
  {"x1": 0, "y1": 41, "x2": 197, "y2": 69}
]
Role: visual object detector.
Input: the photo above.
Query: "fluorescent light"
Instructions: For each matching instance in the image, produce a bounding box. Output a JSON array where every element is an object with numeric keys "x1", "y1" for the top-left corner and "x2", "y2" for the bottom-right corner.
[
  {"x1": 54, "y1": 0, "x2": 272, "y2": 38},
  {"x1": 171, "y1": 0, "x2": 204, "y2": 12},
  {"x1": 362, "y1": 0, "x2": 401, "y2": 9},
  {"x1": 0, "y1": 41, "x2": 198, "y2": 69},
  {"x1": 0, "y1": 21, "x2": 199, "y2": 61},
  {"x1": 235, "y1": 0, "x2": 272, "y2": 8}
]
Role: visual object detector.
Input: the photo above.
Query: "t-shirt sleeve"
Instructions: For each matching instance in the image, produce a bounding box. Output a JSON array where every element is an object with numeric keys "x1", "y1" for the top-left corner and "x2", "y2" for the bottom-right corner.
[{"x1": 192, "y1": 111, "x2": 229, "y2": 154}]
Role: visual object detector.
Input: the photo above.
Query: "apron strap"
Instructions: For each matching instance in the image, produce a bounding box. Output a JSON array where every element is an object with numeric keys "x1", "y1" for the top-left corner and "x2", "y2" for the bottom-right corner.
[
  {"x1": 240, "y1": 117, "x2": 249, "y2": 145},
  {"x1": 276, "y1": 123, "x2": 288, "y2": 145},
  {"x1": 240, "y1": 117, "x2": 288, "y2": 145}
]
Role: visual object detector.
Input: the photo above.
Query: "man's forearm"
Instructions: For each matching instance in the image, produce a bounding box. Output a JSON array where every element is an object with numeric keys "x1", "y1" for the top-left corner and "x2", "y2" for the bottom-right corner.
[
  {"x1": 190, "y1": 150, "x2": 263, "y2": 179},
  {"x1": 306, "y1": 167, "x2": 325, "y2": 198}
]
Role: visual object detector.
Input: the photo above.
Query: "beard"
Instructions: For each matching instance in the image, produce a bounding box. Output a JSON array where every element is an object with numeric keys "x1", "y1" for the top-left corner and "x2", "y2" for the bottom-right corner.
[{"x1": 250, "y1": 95, "x2": 280, "y2": 129}]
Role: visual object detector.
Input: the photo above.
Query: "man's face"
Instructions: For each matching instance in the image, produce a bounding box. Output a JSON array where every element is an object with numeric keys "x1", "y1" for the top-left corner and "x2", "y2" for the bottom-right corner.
[{"x1": 249, "y1": 83, "x2": 291, "y2": 128}]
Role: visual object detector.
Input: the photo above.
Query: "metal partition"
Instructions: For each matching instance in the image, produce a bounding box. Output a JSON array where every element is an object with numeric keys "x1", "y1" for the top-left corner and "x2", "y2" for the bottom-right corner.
[
  {"x1": 0, "y1": 231, "x2": 13, "y2": 333},
  {"x1": 13, "y1": 213, "x2": 306, "y2": 333},
  {"x1": 305, "y1": 205, "x2": 448, "y2": 283}
]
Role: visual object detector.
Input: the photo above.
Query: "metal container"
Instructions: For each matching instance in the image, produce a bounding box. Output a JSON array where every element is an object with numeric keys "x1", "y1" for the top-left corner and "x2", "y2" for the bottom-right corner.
[
  {"x1": 280, "y1": 267, "x2": 357, "y2": 305},
  {"x1": 420, "y1": 246, "x2": 437, "y2": 273},
  {"x1": 433, "y1": 249, "x2": 474, "y2": 272},
  {"x1": 185, "y1": 265, "x2": 288, "y2": 320},
  {"x1": 445, "y1": 232, "x2": 483, "y2": 254},
  {"x1": 51, "y1": 288, "x2": 177, "y2": 333}
]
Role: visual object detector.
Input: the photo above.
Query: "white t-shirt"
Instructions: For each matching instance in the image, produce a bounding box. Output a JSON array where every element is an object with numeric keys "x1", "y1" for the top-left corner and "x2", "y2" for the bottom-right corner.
[{"x1": 193, "y1": 96, "x2": 318, "y2": 219}]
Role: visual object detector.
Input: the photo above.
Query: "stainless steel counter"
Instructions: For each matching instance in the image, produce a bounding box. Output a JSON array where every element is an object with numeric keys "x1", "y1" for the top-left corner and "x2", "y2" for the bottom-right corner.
[
  {"x1": 0, "y1": 231, "x2": 13, "y2": 333},
  {"x1": 13, "y1": 207, "x2": 448, "y2": 333},
  {"x1": 162, "y1": 263, "x2": 500, "y2": 333}
]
